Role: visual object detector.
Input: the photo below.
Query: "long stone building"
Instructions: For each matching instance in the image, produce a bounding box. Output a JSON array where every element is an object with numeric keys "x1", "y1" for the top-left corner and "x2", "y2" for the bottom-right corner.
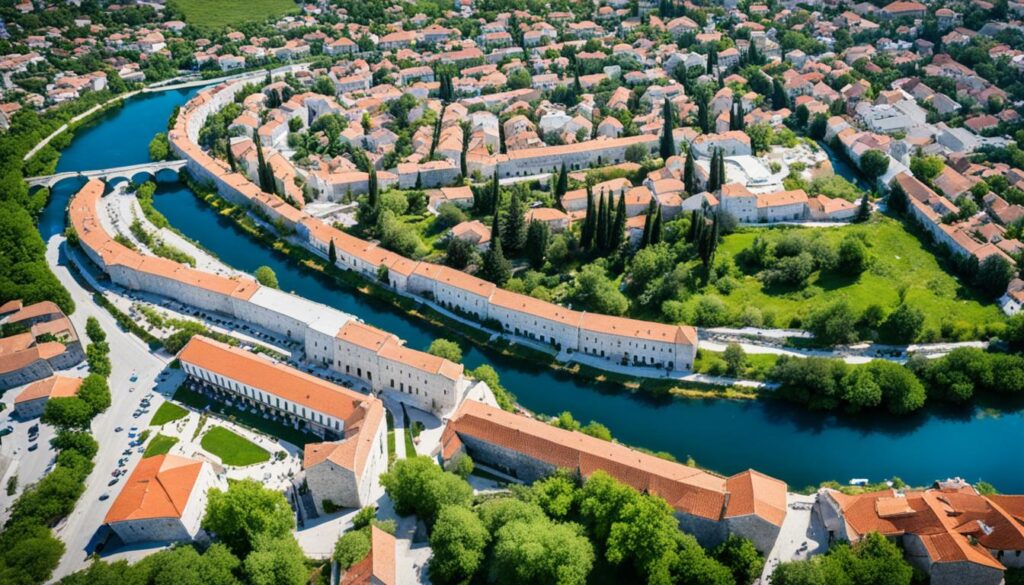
[
  {"x1": 440, "y1": 400, "x2": 788, "y2": 553},
  {"x1": 166, "y1": 76, "x2": 699, "y2": 374},
  {"x1": 68, "y1": 179, "x2": 473, "y2": 415},
  {"x1": 178, "y1": 336, "x2": 387, "y2": 511}
]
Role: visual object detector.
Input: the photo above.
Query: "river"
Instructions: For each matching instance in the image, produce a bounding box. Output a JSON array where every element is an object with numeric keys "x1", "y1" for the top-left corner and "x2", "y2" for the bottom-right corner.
[{"x1": 37, "y1": 87, "x2": 1024, "y2": 491}]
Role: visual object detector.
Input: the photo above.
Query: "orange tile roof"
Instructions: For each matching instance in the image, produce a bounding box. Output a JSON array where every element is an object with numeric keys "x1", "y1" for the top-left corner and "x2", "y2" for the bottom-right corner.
[
  {"x1": 443, "y1": 400, "x2": 785, "y2": 524},
  {"x1": 827, "y1": 488, "x2": 1020, "y2": 570},
  {"x1": 340, "y1": 526, "x2": 397, "y2": 585},
  {"x1": 14, "y1": 375, "x2": 82, "y2": 404},
  {"x1": 5, "y1": 300, "x2": 62, "y2": 325},
  {"x1": 178, "y1": 335, "x2": 368, "y2": 421},
  {"x1": 490, "y1": 289, "x2": 583, "y2": 326},
  {"x1": 303, "y1": 398, "x2": 384, "y2": 477},
  {"x1": 377, "y1": 338, "x2": 463, "y2": 381},
  {"x1": 580, "y1": 313, "x2": 698, "y2": 346},
  {"x1": 104, "y1": 454, "x2": 204, "y2": 524}
]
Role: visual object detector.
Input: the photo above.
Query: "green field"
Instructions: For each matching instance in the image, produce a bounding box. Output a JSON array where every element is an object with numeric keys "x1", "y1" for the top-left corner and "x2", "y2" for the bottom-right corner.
[
  {"x1": 143, "y1": 433, "x2": 179, "y2": 458},
  {"x1": 149, "y1": 402, "x2": 188, "y2": 426},
  {"x1": 169, "y1": 0, "x2": 299, "y2": 29},
  {"x1": 698, "y1": 216, "x2": 1004, "y2": 337},
  {"x1": 201, "y1": 426, "x2": 270, "y2": 466}
]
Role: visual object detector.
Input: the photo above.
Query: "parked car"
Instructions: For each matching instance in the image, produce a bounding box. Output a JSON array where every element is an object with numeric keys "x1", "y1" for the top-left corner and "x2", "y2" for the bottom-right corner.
[
  {"x1": 0, "y1": 425, "x2": 12, "y2": 437},
  {"x1": 27, "y1": 443, "x2": 38, "y2": 452},
  {"x1": 114, "y1": 426, "x2": 124, "y2": 433},
  {"x1": 108, "y1": 478, "x2": 119, "y2": 486},
  {"x1": 99, "y1": 492, "x2": 110, "y2": 501}
]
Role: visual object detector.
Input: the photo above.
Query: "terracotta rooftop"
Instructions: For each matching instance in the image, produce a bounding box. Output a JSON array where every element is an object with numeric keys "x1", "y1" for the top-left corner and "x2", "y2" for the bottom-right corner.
[
  {"x1": 104, "y1": 454, "x2": 205, "y2": 524},
  {"x1": 443, "y1": 400, "x2": 786, "y2": 525},
  {"x1": 178, "y1": 335, "x2": 368, "y2": 422},
  {"x1": 14, "y1": 375, "x2": 82, "y2": 404}
]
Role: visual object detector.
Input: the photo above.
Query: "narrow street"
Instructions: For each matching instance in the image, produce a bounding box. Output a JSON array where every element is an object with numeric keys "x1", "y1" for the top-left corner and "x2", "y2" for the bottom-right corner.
[{"x1": 44, "y1": 236, "x2": 173, "y2": 580}]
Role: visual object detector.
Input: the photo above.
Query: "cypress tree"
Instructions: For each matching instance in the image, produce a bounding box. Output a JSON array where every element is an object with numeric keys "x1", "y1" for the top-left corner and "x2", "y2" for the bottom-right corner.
[
  {"x1": 640, "y1": 199, "x2": 656, "y2": 248},
  {"x1": 686, "y1": 209, "x2": 700, "y2": 243},
  {"x1": 328, "y1": 239, "x2": 337, "y2": 264},
  {"x1": 697, "y1": 97, "x2": 710, "y2": 134},
  {"x1": 526, "y1": 220, "x2": 549, "y2": 269},
  {"x1": 581, "y1": 185, "x2": 595, "y2": 250},
  {"x1": 226, "y1": 139, "x2": 237, "y2": 172},
  {"x1": 490, "y1": 203, "x2": 501, "y2": 251},
  {"x1": 660, "y1": 98, "x2": 676, "y2": 160},
  {"x1": 368, "y1": 167, "x2": 379, "y2": 208},
  {"x1": 596, "y1": 191, "x2": 608, "y2": 252},
  {"x1": 683, "y1": 152, "x2": 695, "y2": 194},
  {"x1": 481, "y1": 238, "x2": 511, "y2": 286},
  {"x1": 490, "y1": 170, "x2": 500, "y2": 215},
  {"x1": 651, "y1": 205, "x2": 663, "y2": 245},
  {"x1": 856, "y1": 194, "x2": 871, "y2": 222},
  {"x1": 503, "y1": 189, "x2": 527, "y2": 253},
  {"x1": 612, "y1": 193, "x2": 627, "y2": 249},
  {"x1": 253, "y1": 129, "x2": 270, "y2": 192},
  {"x1": 772, "y1": 78, "x2": 789, "y2": 110},
  {"x1": 555, "y1": 162, "x2": 568, "y2": 200}
]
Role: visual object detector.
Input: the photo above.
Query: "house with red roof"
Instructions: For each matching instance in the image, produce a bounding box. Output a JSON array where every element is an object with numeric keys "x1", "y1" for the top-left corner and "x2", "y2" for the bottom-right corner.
[{"x1": 104, "y1": 454, "x2": 222, "y2": 545}]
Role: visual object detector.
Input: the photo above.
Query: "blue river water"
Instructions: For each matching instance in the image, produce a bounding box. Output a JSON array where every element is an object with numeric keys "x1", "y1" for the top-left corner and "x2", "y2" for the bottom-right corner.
[{"x1": 38, "y1": 88, "x2": 1024, "y2": 491}]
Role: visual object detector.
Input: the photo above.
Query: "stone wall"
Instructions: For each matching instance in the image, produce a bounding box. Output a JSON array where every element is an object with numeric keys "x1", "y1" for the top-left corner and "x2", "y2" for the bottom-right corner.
[
  {"x1": 306, "y1": 460, "x2": 360, "y2": 512},
  {"x1": 724, "y1": 514, "x2": 783, "y2": 554},
  {"x1": 109, "y1": 517, "x2": 191, "y2": 545},
  {"x1": 459, "y1": 434, "x2": 557, "y2": 482}
]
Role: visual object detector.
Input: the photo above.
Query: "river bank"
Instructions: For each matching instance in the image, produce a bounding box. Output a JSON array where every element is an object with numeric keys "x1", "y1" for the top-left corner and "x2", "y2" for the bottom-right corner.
[{"x1": 37, "y1": 83, "x2": 1024, "y2": 491}]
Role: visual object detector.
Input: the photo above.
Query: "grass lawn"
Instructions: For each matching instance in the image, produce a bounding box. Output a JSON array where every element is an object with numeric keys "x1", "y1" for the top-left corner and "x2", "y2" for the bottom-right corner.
[
  {"x1": 149, "y1": 402, "x2": 188, "y2": 426},
  {"x1": 703, "y1": 215, "x2": 1005, "y2": 336},
  {"x1": 693, "y1": 349, "x2": 778, "y2": 380},
  {"x1": 143, "y1": 433, "x2": 179, "y2": 458},
  {"x1": 169, "y1": 0, "x2": 299, "y2": 28},
  {"x1": 201, "y1": 426, "x2": 270, "y2": 466},
  {"x1": 172, "y1": 383, "x2": 320, "y2": 447}
]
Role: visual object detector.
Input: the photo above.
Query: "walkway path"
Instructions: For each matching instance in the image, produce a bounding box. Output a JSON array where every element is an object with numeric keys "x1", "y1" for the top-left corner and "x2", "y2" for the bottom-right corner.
[{"x1": 26, "y1": 159, "x2": 186, "y2": 188}]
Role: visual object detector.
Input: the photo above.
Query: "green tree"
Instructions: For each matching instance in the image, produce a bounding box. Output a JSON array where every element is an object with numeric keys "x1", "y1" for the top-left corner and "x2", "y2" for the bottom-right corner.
[
  {"x1": 489, "y1": 518, "x2": 594, "y2": 585},
  {"x1": 713, "y1": 535, "x2": 764, "y2": 585},
  {"x1": 859, "y1": 150, "x2": 890, "y2": 181},
  {"x1": 41, "y1": 397, "x2": 94, "y2": 430},
  {"x1": 526, "y1": 220, "x2": 550, "y2": 269},
  {"x1": 333, "y1": 530, "x2": 371, "y2": 569},
  {"x1": 502, "y1": 190, "x2": 528, "y2": 254},
  {"x1": 77, "y1": 374, "x2": 111, "y2": 415},
  {"x1": 805, "y1": 301, "x2": 859, "y2": 345},
  {"x1": 975, "y1": 255, "x2": 1014, "y2": 298},
  {"x1": 612, "y1": 194, "x2": 627, "y2": 250},
  {"x1": 328, "y1": 239, "x2": 337, "y2": 264},
  {"x1": 429, "y1": 506, "x2": 490, "y2": 584},
  {"x1": 607, "y1": 493, "x2": 681, "y2": 581},
  {"x1": 254, "y1": 266, "x2": 278, "y2": 288},
  {"x1": 85, "y1": 316, "x2": 105, "y2": 342},
  {"x1": 865, "y1": 360, "x2": 926, "y2": 414},
  {"x1": 202, "y1": 479, "x2": 295, "y2": 558},
  {"x1": 427, "y1": 339, "x2": 462, "y2": 363},
  {"x1": 881, "y1": 303, "x2": 924, "y2": 343},
  {"x1": 837, "y1": 235, "x2": 870, "y2": 274},
  {"x1": 480, "y1": 238, "x2": 512, "y2": 286},
  {"x1": 910, "y1": 155, "x2": 944, "y2": 183},
  {"x1": 570, "y1": 264, "x2": 628, "y2": 315},
  {"x1": 380, "y1": 456, "x2": 472, "y2": 526},
  {"x1": 555, "y1": 162, "x2": 568, "y2": 200},
  {"x1": 445, "y1": 237, "x2": 475, "y2": 270},
  {"x1": 683, "y1": 152, "x2": 696, "y2": 194},
  {"x1": 243, "y1": 535, "x2": 308, "y2": 585},
  {"x1": 148, "y1": 132, "x2": 170, "y2": 161},
  {"x1": 723, "y1": 342, "x2": 747, "y2": 377},
  {"x1": 808, "y1": 113, "x2": 828, "y2": 140},
  {"x1": 528, "y1": 472, "x2": 577, "y2": 519},
  {"x1": 660, "y1": 98, "x2": 676, "y2": 160}
]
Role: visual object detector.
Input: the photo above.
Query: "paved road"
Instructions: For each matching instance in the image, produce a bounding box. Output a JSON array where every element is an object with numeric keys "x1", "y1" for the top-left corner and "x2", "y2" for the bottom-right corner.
[{"x1": 45, "y1": 236, "x2": 174, "y2": 580}]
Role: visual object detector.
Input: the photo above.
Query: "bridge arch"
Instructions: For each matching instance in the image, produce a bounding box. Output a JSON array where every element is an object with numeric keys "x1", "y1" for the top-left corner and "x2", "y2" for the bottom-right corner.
[
  {"x1": 48, "y1": 175, "x2": 87, "y2": 192},
  {"x1": 154, "y1": 167, "x2": 181, "y2": 183}
]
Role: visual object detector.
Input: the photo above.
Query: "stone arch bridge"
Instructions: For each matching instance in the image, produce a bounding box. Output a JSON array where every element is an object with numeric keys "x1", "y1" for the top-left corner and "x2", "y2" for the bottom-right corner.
[{"x1": 26, "y1": 160, "x2": 186, "y2": 189}]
